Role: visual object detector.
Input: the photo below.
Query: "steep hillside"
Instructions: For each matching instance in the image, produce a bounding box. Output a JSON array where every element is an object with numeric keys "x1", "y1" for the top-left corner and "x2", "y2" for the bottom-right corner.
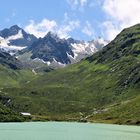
[
  {"x1": 0, "y1": 102, "x2": 24, "y2": 122},
  {"x1": 0, "y1": 65, "x2": 38, "y2": 122},
  {"x1": 0, "y1": 50, "x2": 38, "y2": 121},
  {"x1": 89, "y1": 95, "x2": 140, "y2": 125},
  {"x1": 0, "y1": 50, "x2": 22, "y2": 69}
]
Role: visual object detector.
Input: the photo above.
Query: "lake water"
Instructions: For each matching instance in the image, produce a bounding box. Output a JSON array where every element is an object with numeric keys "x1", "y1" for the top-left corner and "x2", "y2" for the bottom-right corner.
[{"x1": 0, "y1": 122, "x2": 140, "y2": 140}]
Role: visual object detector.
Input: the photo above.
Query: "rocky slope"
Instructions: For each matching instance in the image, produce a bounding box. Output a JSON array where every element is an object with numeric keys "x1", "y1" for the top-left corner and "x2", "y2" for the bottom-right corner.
[{"x1": 0, "y1": 49, "x2": 22, "y2": 69}]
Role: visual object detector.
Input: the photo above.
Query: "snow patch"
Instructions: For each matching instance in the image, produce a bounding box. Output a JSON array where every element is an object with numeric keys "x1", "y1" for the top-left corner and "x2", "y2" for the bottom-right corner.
[
  {"x1": 70, "y1": 38, "x2": 108, "y2": 61},
  {"x1": 71, "y1": 42, "x2": 97, "y2": 59},
  {"x1": 0, "y1": 35, "x2": 26, "y2": 54},
  {"x1": 6, "y1": 30, "x2": 23, "y2": 41},
  {"x1": 21, "y1": 112, "x2": 31, "y2": 116},
  {"x1": 32, "y1": 69, "x2": 37, "y2": 75},
  {"x1": 33, "y1": 58, "x2": 51, "y2": 65},
  {"x1": 33, "y1": 57, "x2": 66, "y2": 67},
  {"x1": 52, "y1": 58, "x2": 66, "y2": 66}
]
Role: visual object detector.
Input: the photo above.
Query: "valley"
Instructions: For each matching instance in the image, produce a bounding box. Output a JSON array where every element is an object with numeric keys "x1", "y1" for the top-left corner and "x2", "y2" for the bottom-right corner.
[{"x1": 0, "y1": 24, "x2": 140, "y2": 125}]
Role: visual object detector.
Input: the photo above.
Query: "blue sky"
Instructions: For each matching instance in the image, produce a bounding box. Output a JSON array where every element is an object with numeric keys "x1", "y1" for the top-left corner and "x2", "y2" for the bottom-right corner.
[{"x1": 0, "y1": 0, "x2": 140, "y2": 41}]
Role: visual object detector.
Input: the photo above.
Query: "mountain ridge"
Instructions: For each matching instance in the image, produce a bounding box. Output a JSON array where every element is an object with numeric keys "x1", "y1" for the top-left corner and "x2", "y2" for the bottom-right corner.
[
  {"x1": 17, "y1": 30, "x2": 107, "y2": 65},
  {"x1": 0, "y1": 25, "x2": 107, "y2": 67}
]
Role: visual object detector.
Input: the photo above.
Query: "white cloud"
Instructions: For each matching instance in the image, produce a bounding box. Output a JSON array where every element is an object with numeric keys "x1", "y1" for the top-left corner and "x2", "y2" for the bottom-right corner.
[
  {"x1": 82, "y1": 21, "x2": 95, "y2": 37},
  {"x1": 57, "y1": 13, "x2": 80, "y2": 38},
  {"x1": 57, "y1": 20, "x2": 80, "y2": 39},
  {"x1": 103, "y1": 0, "x2": 140, "y2": 25},
  {"x1": 102, "y1": 0, "x2": 140, "y2": 40},
  {"x1": 25, "y1": 19, "x2": 57, "y2": 38},
  {"x1": 102, "y1": 21, "x2": 120, "y2": 40},
  {"x1": 24, "y1": 17, "x2": 80, "y2": 39},
  {"x1": 56, "y1": 20, "x2": 80, "y2": 38}
]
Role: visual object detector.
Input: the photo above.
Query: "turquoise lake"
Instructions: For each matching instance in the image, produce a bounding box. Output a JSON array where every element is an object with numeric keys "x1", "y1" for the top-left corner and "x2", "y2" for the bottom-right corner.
[{"x1": 0, "y1": 122, "x2": 140, "y2": 140}]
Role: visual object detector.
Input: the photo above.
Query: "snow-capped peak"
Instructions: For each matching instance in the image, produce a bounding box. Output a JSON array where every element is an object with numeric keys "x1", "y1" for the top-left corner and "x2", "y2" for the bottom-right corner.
[{"x1": 65, "y1": 38, "x2": 108, "y2": 63}]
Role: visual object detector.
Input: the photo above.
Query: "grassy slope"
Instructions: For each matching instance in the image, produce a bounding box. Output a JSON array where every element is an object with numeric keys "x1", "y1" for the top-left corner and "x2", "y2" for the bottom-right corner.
[
  {"x1": 2, "y1": 55, "x2": 140, "y2": 124},
  {"x1": 0, "y1": 64, "x2": 38, "y2": 121},
  {"x1": 89, "y1": 95, "x2": 140, "y2": 125},
  {"x1": 0, "y1": 64, "x2": 38, "y2": 88},
  {"x1": 0, "y1": 102, "x2": 25, "y2": 122}
]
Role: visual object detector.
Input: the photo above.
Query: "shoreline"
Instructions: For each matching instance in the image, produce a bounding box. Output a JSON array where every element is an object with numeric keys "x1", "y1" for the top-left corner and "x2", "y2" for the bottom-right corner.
[{"x1": 0, "y1": 115, "x2": 140, "y2": 126}]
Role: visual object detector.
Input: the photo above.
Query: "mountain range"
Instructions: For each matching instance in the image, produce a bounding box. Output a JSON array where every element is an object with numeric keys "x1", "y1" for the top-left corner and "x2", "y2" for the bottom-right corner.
[
  {"x1": 0, "y1": 24, "x2": 140, "y2": 124},
  {"x1": 0, "y1": 25, "x2": 107, "y2": 68}
]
